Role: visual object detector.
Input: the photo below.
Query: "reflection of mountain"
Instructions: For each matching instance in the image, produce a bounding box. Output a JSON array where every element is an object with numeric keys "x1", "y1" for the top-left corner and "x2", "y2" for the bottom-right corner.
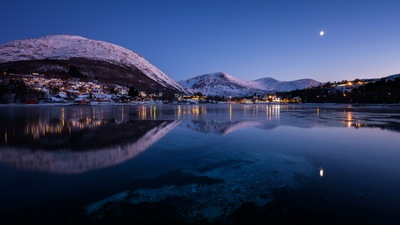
[
  {"x1": 181, "y1": 120, "x2": 271, "y2": 135},
  {"x1": 0, "y1": 120, "x2": 180, "y2": 174},
  {"x1": 222, "y1": 121, "x2": 264, "y2": 134},
  {"x1": 2, "y1": 117, "x2": 170, "y2": 150},
  {"x1": 178, "y1": 105, "x2": 400, "y2": 135}
]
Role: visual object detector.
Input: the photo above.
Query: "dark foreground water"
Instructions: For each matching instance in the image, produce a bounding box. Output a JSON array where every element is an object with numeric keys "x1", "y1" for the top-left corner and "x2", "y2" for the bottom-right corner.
[{"x1": 1, "y1": 104, "x2": 400, "y2": 225}]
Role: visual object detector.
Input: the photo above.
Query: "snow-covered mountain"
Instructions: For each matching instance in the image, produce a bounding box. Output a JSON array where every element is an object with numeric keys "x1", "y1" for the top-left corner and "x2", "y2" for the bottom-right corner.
[
  {"x1": 0, "y1": 35, "x2": 185, "y2": 93},
  {"x1": 253, "y1": 77, "x2": 320, "y2": 92},
  {"x1": 178, "y1": 72, "x2": 320, "y2": 97},
  {"x1": 178, "y1": 72, "x2": 266, "y2": 97}
]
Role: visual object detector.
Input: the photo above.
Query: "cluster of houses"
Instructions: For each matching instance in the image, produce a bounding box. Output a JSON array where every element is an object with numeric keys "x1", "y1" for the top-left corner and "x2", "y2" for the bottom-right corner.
[{"x1": 6, "y1": 73, "x2": 164, "y2": 104}]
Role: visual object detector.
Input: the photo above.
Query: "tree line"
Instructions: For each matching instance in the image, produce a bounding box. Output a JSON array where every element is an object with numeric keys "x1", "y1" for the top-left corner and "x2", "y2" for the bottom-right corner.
[
  {"x1": 0, "y1": 78, "x2": 45, "y2": 103},
  {"x1": 277, "y1": 77, "x2": 400, "y2": 104}
]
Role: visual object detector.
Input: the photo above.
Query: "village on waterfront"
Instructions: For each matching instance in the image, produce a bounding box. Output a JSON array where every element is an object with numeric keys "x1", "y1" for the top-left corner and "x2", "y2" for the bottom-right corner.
[{"x1": 2, "y1": 71, "x2": 398, "y2": 105}]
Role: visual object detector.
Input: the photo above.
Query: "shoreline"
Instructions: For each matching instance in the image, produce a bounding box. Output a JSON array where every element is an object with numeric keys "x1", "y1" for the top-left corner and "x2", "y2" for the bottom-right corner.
[{"x1": 1, "y1": 102, "x2": 400, "y2": 108}]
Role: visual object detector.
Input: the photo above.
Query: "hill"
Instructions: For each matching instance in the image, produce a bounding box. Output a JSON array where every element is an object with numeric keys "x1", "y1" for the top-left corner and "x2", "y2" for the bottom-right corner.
[{"x1": 0, "y1": 35, "x2": 185, "y2": 94}]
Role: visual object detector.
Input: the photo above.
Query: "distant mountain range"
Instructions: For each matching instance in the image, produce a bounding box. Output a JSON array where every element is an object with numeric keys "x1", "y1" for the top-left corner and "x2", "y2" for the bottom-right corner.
[
  {"x1": 0, "y1": 35, "x2": 185, "y2": 94},
  {"x1": 178, "y1": 72, "x2": 320, "y2": 97}
]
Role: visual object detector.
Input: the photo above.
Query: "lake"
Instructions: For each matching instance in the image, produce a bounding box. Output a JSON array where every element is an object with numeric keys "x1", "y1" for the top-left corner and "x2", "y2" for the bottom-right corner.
[{"x1": 1, "y1": 103, "x2": 400, "y2": 225}]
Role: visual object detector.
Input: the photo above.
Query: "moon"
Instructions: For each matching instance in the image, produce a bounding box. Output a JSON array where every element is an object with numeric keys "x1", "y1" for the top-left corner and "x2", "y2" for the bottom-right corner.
[{"x1": 319, "y1": 30, "x2": 325, "y2": 36}]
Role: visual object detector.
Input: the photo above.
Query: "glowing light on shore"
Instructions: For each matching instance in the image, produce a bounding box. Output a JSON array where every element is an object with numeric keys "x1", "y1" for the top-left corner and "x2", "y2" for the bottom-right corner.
[{"x1": 319, "y1": 168, "x2": 324, "y2": 177}]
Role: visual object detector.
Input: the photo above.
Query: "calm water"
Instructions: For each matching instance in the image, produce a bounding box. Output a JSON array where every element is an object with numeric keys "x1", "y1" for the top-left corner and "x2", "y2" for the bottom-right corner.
[{"x1": 1, "y1": 104, "x2": 400, "y2": 225}]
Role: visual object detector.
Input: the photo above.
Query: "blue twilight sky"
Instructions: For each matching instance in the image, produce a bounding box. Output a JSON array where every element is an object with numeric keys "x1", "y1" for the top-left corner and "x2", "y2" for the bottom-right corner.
[{"x1": 1, "y1": 0, "x2": 400, "y2": 82}]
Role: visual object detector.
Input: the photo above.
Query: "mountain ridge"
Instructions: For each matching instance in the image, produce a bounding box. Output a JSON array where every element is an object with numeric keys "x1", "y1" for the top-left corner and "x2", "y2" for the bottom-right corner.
[{"x1": 178, "y1": 72, "x2": 320, "y2": 97}]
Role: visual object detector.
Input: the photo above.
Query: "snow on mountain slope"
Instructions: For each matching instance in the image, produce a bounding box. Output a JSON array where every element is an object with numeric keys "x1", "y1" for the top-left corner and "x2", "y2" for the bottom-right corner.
[
  {"x1": 253, "y1": 77, "x2": 320, "y2": 92},
  {"x1": 179, "y1": 72, "x2": 320, "y2": 96},
  {"x1": 178, "y1": 72, "x2": 266, "y2": 96},
  {"x1": 251, "y1": 77, "x2": 281, "y2": 90},
  {"x1": 0, "y1": 35, "x2": 184, "y2": 92}
]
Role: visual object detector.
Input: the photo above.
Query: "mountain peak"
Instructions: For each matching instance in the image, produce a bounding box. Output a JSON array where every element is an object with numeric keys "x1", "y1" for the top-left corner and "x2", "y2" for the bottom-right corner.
[{"x1": 210, "y1": 72, "x2": 229, "y2": 77}]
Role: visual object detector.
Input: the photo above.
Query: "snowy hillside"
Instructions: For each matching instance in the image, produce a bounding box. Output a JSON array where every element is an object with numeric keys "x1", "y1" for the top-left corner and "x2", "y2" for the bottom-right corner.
[
  {"x1": 253, "y1": 77, "x2": 320, "y2": 92},
  {"x1": 178, "y1": 72, "x2": 267, "y2": 97},
  {"x1": 0, "y1": 35, "x2": 185, "y2": 92},
  {"x1": 179, "y1": 72, "x2": 320, "y2": 97}
]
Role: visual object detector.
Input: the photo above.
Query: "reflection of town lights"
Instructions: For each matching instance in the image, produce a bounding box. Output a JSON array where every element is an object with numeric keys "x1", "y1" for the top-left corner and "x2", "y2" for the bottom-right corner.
[
  {"x1": 192, "y1": 106, "x2": 199, "y2": 115},
  {"x1": 346, "y1": 112, "x2": 352, "y2": 127},
  {"x1": 201, "y1": 106, "x2": 207, "y2": 115},
  {"x1": 139, "y1": 106, "x2": 147, "y2": 120},
  {"x1": 177, "y1": 105, "x2": 181, "y2": 119},
  {"x1": 4, "y1": 132, "x2": 7, "y2": 144},
  {"x1": 229, "y1": 104, "x2": 232, "y2": 121},
  {"x1": 61, "y1": 108, "x2": 65, "y2": 126},
  {"x1": 319, "y1": 168, "x2": 324, "y2": 177}
]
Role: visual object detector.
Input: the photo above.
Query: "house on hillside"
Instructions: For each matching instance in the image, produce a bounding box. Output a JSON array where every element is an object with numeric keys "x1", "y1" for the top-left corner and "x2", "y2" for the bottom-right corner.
[
  {"x1": 93, "y1": 93, "x2": 112, "y2": 102},
  {"x1": 67, "y1": 90, "x2": 80, "y2": 98},
  {"x1": 74, "y1": 98, "x2": 90, "y2": 104}
]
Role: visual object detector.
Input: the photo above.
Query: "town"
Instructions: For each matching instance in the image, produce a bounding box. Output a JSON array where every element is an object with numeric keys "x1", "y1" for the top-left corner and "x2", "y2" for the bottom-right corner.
[
  {"x1": 0, "y1": 72, "x2": 208, "y2": 104},
  {"x1": 1, "y1": 72, "x2": 399, "y2": 105}
]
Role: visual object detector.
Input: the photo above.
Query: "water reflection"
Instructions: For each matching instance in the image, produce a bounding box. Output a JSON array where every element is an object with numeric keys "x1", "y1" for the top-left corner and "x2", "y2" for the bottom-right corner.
[
  {"x1": 174, "y1": 104, "x2": 400, "y2": 134},
  {"x1": 0, "y1": 120, "x2": 180, "y2": 174},
  {"x1": 181, "y1": 120, "x2": 264, "y2": 135},
  {"x1": 170, "y1": 104, "x2": 282, "y2": 123},
  {"x1": 346, "y1": 111, "x2": 353, "y2": 127},
  {"x1": 0, "y1": 106, "x2": 181, "y2": 173},
  {"x1": 1, "y1": 104, "x2": 400, "y2": 174},
  {"x1": 175, "y1": 105, "x2": 208, "y2": 120},
  {"x1": 138, "y1": 105, "x2": 159, "y2": 120},
  {"x1": 1, "y1": 104, "x2": 400, "y2": 225},
  {"x1": 2, "y1": 104, "x2": 400, "y2": 146}
]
